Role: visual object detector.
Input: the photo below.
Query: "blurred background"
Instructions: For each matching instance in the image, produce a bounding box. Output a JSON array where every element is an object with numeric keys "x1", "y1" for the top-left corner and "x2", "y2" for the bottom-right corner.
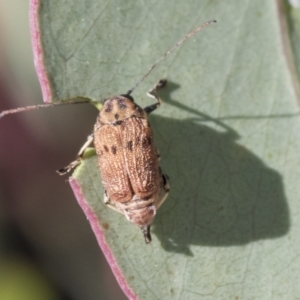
[{"x1": 0, "y1": 1, "x2": 126, "y2": 299}]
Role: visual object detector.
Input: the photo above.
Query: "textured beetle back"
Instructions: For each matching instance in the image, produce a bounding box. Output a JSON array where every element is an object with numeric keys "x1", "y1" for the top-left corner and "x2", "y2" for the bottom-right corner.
[
  {"x1": 121, "y1": 117, "x2": 160, "y2": 198},
  {"x1": 94, "y1": 123, "x2": 134, "y2": 203}
]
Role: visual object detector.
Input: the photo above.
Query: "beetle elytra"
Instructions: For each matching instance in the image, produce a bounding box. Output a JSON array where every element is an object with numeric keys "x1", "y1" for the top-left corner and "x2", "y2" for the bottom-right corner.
[{"x1": 0, "y1": 20, "x2": 216, "y2": 243}]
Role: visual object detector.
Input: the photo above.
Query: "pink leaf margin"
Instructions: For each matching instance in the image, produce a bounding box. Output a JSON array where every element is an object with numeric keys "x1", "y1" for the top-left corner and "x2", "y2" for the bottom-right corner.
[
  {"x1": 29, "y1": 0, "x2": 52, "y2": 103},
  {"x1": 69, "y1": 178, "x2": 137, "y2": 300},
  {"x1": 29, "y1": 1, "x2": 136, "y2": 297}
]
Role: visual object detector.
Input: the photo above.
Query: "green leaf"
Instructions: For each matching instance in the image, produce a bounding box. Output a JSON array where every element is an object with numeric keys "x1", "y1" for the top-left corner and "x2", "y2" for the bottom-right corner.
[
  {"x1": 33, "y1": 0, "x2": 300, "y2": 299},
  {"x1": 286, "y1": 0, "x2": 300, "y2": 85}
]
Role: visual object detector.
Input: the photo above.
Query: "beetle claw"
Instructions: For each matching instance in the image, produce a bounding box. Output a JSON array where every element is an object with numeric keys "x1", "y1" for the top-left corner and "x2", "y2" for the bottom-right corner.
[
  {"x1": 141, "y1": 225, "x2": 152, "y2": 244},
  {"x1": 56, "y1": 158, "x2": 81, "y2": 175}
]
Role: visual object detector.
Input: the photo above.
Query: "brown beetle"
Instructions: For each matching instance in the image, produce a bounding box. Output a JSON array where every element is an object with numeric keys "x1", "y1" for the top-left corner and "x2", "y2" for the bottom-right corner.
[
  {"x1": 0, "y1": 20, "x2": 216, "y2": 243},
  {"x1": 58, "y1": 80, "x2": 170, "y2": 243}
]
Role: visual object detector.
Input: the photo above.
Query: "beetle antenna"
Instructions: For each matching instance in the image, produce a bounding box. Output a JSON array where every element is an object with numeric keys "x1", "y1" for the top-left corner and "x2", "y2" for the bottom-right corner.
[
  {"x1": 1, "y1": 20, "x2": 216, "y2": 118},
  {"x1": 0, "y1": 99, "x2": 90, "y2": 119},
  {"x1": 126, "y1": 19, "x2": 217, "y2": 95}
]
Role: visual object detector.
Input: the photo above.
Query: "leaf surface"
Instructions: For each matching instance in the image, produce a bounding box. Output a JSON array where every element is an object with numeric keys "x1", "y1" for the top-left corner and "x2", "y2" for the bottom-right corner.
[{"x1": 32, "y1": 0, "x2": 300, "y2": 299}]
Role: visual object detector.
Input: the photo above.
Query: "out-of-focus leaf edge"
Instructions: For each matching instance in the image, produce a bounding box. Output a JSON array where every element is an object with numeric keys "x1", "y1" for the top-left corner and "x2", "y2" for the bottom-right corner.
[
  {"x1": 30, "y1": 1, "x2": 136, "y2": 297},
  {"x1": 30, "y1": 0, "x2": 52, "y2": 103},
  {"x1": 69, "y1": 178, "x2": 137, "y2": 300}
]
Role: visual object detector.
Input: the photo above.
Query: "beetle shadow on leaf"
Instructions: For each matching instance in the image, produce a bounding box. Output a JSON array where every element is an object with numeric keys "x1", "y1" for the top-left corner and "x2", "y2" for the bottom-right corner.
[{"x1": 150, "y1": 81, "x2": 290, "y2": 255}]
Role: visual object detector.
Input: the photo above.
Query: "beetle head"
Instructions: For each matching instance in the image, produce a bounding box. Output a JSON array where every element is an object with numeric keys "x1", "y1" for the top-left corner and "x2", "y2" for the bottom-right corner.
[{"x1": 99, "y1": 95, "x2": 147, "y2": 124}]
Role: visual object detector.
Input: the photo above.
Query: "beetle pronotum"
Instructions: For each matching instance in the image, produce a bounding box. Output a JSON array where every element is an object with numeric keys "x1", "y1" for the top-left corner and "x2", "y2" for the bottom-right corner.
[{"x1": 1, "y1": 20, "x2": 216, "y2": 243}]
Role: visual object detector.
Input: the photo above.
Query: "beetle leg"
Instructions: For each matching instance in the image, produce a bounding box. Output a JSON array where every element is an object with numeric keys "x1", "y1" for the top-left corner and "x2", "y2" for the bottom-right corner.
[
  {"x1": 57, "y1": 134, "x2": 94, "y2": 175},
  {"x1": 105, "y1": 202, "x2": 123, "y2": 213},
  {"x1": 156, "y1": 173, "x2": 170, "y2": 209},
  {"x1": 104, "y1": 190, "x2": 125, "y2": 214},
  {"x1": 156, "y1": 148, "x2": 161, "y2": 160},
  {"x1": 140, "y1": 225, "x2": 151, "y2": 243},
  {"x1": 104, "y1": 199, "x2": 120, "y2": 212},
  {"x1": 144, "y1": 79, "x2": 167, "y2": 114},
  {"x1": 104, "y1": 190, "x2": 110, "y2": 204},
  {"x1": 103, "y1": 190, "x2": 117, "y2": 208}
]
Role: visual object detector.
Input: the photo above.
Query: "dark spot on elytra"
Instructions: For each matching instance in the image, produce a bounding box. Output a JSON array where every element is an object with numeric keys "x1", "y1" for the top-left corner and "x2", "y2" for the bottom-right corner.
[
  {"x1": 113, "y1": 120, "x2": 123, "y2": 126},
  {"x1": 136, "y1": 136, "x2": 140, "y2": 145},
  {"x1": 104, "y1": 145, "x2": 109, "y2": 152},
  {"x1": 111, "y1": 146, "x2": 117, "y2": 154},
  {"x1": 142, "y1": 136, "x2": 152, "y2": 147},
  {"x1": 104, "y1": 101, "x2": 113, "y2": 113},
  {"x1": 114, "y1": 113, "x2": 119, "y2": 120},
  {"x1": 117, "y1": 98, "x2": 127, "y2": 109},
  {"x1": 127, "y1": 141, "x2": 133, "y2": 151}
]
